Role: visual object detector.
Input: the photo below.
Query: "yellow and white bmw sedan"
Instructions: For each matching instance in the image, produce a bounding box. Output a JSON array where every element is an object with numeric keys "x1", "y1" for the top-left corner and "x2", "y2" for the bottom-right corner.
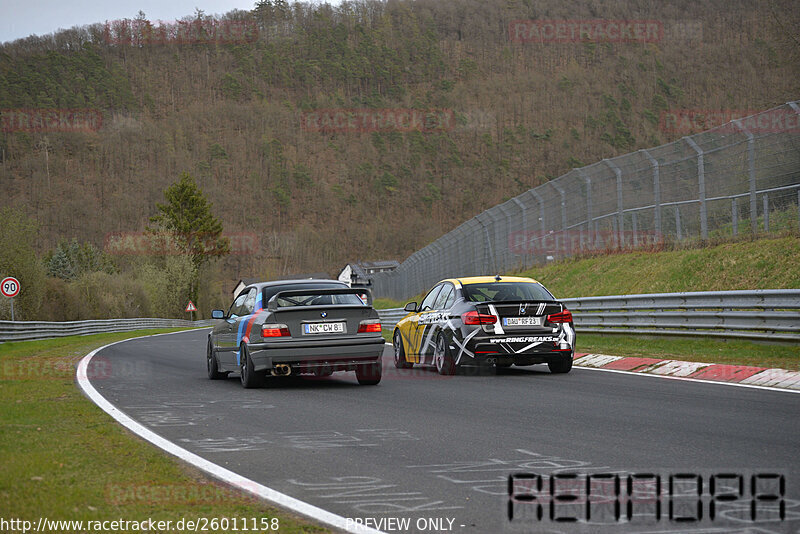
[{"x1": 392, "y1": 276, "x2": 575, "y2": 375}]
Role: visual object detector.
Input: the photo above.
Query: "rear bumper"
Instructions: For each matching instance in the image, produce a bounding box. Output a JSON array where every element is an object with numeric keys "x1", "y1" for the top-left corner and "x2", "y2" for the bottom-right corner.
[
  {"x1": 247, "y1": 336, "x2": 384, "y2": 373},
  {"x1": 465, "y1": 333, "x2": 573, "y2": 366},
  {"x1": 480, "y1": 351, "x2": 573, "y2": 366}
]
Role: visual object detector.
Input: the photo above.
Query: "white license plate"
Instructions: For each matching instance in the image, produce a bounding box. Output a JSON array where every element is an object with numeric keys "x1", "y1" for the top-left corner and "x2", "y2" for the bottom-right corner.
[
  {"x1": 303, "y1": 322, "x2": 346, "y2": 335},
  {"x1": 503, "y1": 317, "x2": 542, "y2": 327}
]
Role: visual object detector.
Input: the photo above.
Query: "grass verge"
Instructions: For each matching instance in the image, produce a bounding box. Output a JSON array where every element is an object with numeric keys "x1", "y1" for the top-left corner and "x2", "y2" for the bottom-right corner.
[
  {"x1": 0, "y1": 329, "x2": 328, "y2": 533},
  {"x1": 522, "y1": 235, "x2": 800, "y2": 298}
]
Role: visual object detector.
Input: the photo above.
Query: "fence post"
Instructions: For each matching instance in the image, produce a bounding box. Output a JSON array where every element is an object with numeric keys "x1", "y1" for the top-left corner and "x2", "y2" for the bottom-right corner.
[
  {"x1": 733, "y1": 119, "x2": 757, "y2": 235},
  {"x1": 549, "y1": 181, "x2": 568, "y2": 255},
  {"x1": 475, "y1": 214, "x2": 495, "y2": 274},
  {"x1": 640, "y1": 149, "x2": 661, "y2": 236},
  {"x1": 530, "y1": 189, "x2": 546, "y2": 257},
  {"x1": 763, "y1": 195, "x2": 769, "y2": 232},
  {"x1": 684, "y1": 136, "x2": 708, "y2": 239},
  {"x1": 603, "y1": 159, "x2": 625, "y2": 246},
  {"x1": 512, "y1": 197, "x2": 529, "y2": 268},
  {"x1": 675, "y1": 206, "x2": 682, "y2": 240},
  {"x1": 577, "y1": 169, "x2": 593, "y2": 247},
  {"x1": 732, "y1": 198, "x2": 738, "y2": 237}
]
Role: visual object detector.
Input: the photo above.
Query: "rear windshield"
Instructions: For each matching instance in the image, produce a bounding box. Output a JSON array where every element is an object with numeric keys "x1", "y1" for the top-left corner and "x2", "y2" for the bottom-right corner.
[
  {"x1": 262, "y1": 283, "x2": 365, "y2": 307},
  {"x1": 462, "y1": 282, "x2": 555, "y2": 302}
]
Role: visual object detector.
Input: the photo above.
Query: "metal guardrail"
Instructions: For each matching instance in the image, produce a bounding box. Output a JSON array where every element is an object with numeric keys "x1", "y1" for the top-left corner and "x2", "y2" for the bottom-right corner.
[
  {"x1": 4, "y1": 289, "x2": 797, "y2": 343},
  {"x1": 0, "y1": 318, "x2": 215, "y2": 343},
  {"x1": 377, "y1": 289, "x2": 800, "y2": 342}
]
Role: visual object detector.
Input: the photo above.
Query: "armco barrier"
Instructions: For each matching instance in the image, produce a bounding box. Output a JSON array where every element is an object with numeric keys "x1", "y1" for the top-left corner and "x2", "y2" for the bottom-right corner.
[
  {"x1": 0, "y1": 318, "x2": 214, "y2": 343},
  {"x1": 377, "y1": 289, "x2": 800, "y2": 342}
]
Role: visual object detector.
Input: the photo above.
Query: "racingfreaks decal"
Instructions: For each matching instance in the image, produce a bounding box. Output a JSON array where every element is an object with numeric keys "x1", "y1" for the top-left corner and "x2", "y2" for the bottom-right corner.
[
  {"x1": 490, "y1": 335, "x2": 559, "y2": 354},
  {"x1": 418, "y1": 312, "x2": 451, "y2": 325},
  {"x1": 489, "y1": 336, "x2": 558, "y2": 344}
]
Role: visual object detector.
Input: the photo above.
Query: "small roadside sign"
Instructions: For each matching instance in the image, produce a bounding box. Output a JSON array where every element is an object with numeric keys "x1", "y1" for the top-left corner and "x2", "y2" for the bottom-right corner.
[
  {"x1": 1, "y1": 277, "x2": 20, "y2": 321},
  {"x1": 185, "y1": 300, "x2": 197, "y2": 322},
  {"x1": 1, "y1": 277, "x2": 20, "y2": 298}
]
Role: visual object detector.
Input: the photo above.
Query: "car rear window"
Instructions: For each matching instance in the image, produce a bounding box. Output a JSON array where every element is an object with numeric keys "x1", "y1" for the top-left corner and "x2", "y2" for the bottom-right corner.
[
  {"x1": 262, "y1": 283, "x2": 364, "y2": 307},
  {"x1": 462, "y1": 282, "x2": 555, "y2": 302}
]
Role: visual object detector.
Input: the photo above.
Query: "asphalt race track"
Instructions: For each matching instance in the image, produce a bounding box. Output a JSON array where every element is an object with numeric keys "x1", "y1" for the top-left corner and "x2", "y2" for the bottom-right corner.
[{"x1": 87, "y1": 329, "x2": 800, "y2": 534}]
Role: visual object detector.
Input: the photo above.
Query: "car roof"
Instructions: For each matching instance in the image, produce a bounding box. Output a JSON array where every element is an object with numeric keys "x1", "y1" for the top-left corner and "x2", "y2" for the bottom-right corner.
[
  {"x1": 441, "y1": 276, "x2": 540, "y2": 287},
  {"x1": 245, "y1": 279, "x2": 347, "y2": 291}
]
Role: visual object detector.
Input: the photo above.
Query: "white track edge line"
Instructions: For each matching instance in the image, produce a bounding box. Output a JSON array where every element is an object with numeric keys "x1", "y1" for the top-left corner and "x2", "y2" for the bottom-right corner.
[
  {"x1": 384, "y1": 342, "x2": 799, "y2": 394},
  {"x1": 76, "y1": 331, "x2": 385, "y2": 534}
]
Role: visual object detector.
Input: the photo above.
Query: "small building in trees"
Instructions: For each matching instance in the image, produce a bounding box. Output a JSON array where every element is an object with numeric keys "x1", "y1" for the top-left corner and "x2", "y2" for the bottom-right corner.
[
  {"x1": 337, "y1": 260, "x2": 399, "y2": 287},
  {"x1": 232, "y1": 277, "x2": 261, "y2": 298}
]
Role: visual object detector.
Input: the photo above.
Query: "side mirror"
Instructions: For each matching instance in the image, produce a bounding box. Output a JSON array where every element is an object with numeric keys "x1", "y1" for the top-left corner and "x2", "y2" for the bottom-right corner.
[
  {"x1": 211, "y1": 309, "x2": 225, "y2": 319},
  {"x1": 404, "y1": 301, "x2": 418, "y2": 313}
]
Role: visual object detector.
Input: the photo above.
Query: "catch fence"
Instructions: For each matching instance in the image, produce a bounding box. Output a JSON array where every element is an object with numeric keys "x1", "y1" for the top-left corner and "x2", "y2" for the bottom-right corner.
[{"x1": 370, "y1": 102, "x2": 800, "y2": 300}]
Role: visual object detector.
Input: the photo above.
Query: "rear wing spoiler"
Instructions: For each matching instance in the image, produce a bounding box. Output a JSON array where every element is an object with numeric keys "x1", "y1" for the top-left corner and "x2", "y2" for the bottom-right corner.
[{"x1": 266, "y1": 288, "x2": 373, "y2": 311}]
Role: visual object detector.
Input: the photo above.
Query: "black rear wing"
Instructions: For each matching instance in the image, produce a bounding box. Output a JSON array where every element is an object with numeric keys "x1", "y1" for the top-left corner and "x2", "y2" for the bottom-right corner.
[{"x1": 267, "y1": 288, "x2": 373, "y2": 311}]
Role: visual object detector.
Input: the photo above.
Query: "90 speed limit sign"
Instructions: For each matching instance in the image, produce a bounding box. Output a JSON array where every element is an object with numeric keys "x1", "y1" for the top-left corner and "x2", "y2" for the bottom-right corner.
[{"x1": 1, "y1": 277, "x2": 20, "y2": 298}]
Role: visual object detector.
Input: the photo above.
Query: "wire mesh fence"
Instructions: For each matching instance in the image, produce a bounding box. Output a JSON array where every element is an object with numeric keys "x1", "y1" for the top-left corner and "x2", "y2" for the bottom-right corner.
[{"x1": 370, "y1": 102, "x2": 800, "y2": 300}]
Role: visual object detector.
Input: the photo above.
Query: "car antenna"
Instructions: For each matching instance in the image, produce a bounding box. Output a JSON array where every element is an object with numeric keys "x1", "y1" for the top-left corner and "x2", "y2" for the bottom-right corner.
[{"x1": 495, "y1": 274, "x2": 502, "y2": 281}]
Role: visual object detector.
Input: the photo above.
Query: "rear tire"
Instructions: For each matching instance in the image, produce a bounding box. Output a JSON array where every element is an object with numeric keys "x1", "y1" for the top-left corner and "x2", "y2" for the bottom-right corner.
[
  {"x1": 239, "y1": 344, "x2": 264, "y2": 388},
  {"x1": 434, "y1": 334, "x2": 456, "y2": 376},
  {"x1": 393, "y1": 331, "x2": 413, "y2": 369},
  {"x1": 207, "y1": 340, "x2": 227, "y2": 380},
  {"x1": 356, "y1": 361, "x2": 382, "y2": 385},
  {"x1": 548, "y1": 355, "x2": 573, "y2": 374}
]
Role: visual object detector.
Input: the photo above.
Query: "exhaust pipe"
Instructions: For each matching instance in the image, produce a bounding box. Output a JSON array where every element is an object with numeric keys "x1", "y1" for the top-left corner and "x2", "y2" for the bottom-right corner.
[{"x1": 271, "y1": 364, "x2": 292, "y2": 376}]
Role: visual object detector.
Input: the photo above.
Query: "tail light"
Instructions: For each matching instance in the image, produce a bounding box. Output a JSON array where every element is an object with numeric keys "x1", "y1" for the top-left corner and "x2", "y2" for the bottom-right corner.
[
  {"x1": 546, "y1": 309, "x2": 573, "y2": 323},
  {"x1": 262, "y1": 323, "x2": 290, "y2": 337},
  {"x1": 461, "y1": 310, "x2": 497, "y2": 325},
  {"x1": 358, "y1": 319, "x2": 382, "y2": 333}
]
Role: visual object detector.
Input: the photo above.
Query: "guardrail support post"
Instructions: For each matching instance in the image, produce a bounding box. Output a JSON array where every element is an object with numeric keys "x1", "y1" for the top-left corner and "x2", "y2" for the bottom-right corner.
[
  {"x1": 733, "y1": 119, "x2": 757, "y2": 236},
  {"x1": 684, "y1": 137, "x2": 707, "y2": 239},
  {"x1": 640, "y1": 149, "x2": 661, "y2": 236}
]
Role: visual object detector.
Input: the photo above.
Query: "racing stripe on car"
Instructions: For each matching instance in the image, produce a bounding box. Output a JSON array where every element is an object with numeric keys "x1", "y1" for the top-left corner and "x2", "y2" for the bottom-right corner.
[
  {"x1": 454, "y1": 329, "x2": 480, "y2": 365},
  {"x1": 488, "y1": 304, "x2": 504, "y2": 334},
  {"x1": 242, "y1": 292, "x2": 264, "y2": 343},
  {"x1": 236, "y1": 293, "x2": 264, "y2": 365}
]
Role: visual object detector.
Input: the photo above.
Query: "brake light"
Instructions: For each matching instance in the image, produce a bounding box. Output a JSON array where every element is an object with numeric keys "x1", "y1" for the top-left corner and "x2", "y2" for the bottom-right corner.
[
  {"x1": 261, "y1": 324, "x2": 290, "y2": 337},
  {"x1": 461, "y1": 311, "x2": 497, "y2": 325},
  {"x1": 358, "y1": 319, "x2": 382, "y2": 333},
  {"x1": 547, "y1": 310, "x2": 573, "y2": 323}
]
